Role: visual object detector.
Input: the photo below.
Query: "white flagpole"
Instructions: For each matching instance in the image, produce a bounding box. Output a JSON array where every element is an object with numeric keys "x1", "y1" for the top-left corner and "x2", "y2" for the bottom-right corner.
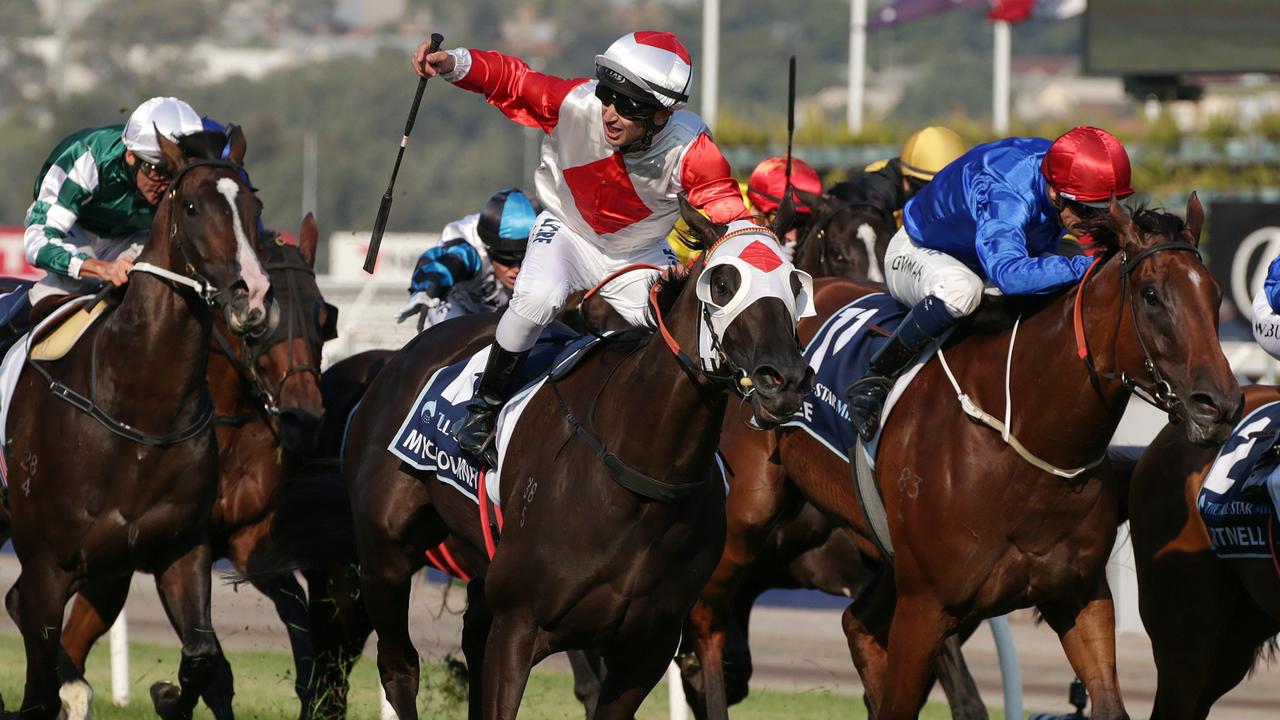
[
  {"x1": 848, "y1": 0, "x2": 867, "y2": 134},
  {"x1": 993, "y1": 19, "x2": 1011, "y2": 134},
  {"x1": 701, "y1": 0, "x2": 720, "y2": 132}
]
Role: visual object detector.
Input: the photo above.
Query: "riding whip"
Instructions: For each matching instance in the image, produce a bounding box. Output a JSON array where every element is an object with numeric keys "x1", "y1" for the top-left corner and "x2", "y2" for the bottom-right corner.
[
  {"x1": 784, "y1": 55, "x2": 796, "y2": 191},
  {"x1": 362, "y1": 32, "x2": 444, "y2": 274}
]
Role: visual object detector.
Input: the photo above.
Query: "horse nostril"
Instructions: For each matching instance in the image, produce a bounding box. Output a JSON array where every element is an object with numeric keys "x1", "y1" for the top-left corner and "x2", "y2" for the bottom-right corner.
[
  {"x1": 753, "y1": 366, "x2": 784, "y2": 392},
  {"x1": 1187, "y1": 392, "x2": 1222, "y2": 420}
]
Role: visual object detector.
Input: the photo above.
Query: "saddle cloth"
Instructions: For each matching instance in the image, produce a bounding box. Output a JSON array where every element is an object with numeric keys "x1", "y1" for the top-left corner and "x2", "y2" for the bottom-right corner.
[
  {"x1": 0, "y1": 295, "x2": 100, "y2": 490},
  {"x1": 782, "y1": 293, "x2": 936, "y2": 465},
  {"x1": 1198, "y1": 401, "x2": 1280, "y2": 560},
  {"x1": 388, "y1": 326, "x2": 601, "y2": 507}
]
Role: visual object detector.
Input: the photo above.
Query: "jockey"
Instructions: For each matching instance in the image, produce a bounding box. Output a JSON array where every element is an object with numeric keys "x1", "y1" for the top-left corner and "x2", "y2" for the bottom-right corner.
[
  {"x1": 396, "y1": 187, "x2": 540, "y2": 328},
  {"x1": 1252, "y1": 255, "x2": 1280, "y2": 359},
  {"x1": 19, "y1": 97, "x2": 207, "y2": 314},
  {"x1": 412, "y1": 30, "x2": 751, "y2": 464},
  {"x1": 746, "y1": 156, "x2": 823, "y2": 251},
  {"x1": 861, "y1": 126, "x2": 967, "y2": 225},
  {"x1": 847, "y1": 126, "x2": 1134, "y2": 440}
]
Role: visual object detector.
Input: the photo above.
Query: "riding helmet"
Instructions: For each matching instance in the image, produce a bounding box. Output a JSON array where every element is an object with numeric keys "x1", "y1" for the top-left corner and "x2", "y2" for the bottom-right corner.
[{"x1": 1042, "y1": 126, "x2": 1134, "y2": 205}]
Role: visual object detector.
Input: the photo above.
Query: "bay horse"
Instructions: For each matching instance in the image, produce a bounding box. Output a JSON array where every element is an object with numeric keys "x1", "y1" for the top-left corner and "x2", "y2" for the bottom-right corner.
[
  {"x1": 342, "y1": 198, "x2": 814, "y2": 720},
  {"x1": 693, "y1": 195, "x2": 1242, "y2": 719},
  {"x1": 0, "y1": 130, "x2": 270, "y2": 720},
  {"x1": 55, "y1": 215, "x2": 336, "y2": 720},
  {"x1": 1130, "y1": 383, "x2": 1280, "y2": 719}
]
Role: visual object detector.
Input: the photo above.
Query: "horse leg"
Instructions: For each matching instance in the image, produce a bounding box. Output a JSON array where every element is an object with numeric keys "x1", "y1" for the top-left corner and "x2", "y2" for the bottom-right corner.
[
  {"x1": 9, "y1": 564, "x2": 79, "y2": 720},
  {"x1": 460, "y1": 577, "x2": 493, "y2": 720},
  {"x1": 593, "y1": 630, "x2": 682, "y2": 720},
  {"x1": 1038, "y1": 581, "x2": 1127, "y2": 720},
  {"x1": 61, "y1": 575, "x2": 131, "y2": 675},
  {"x1": 479, "y1": 611, "x2": 543, "y2": 720},
  {"x1": 362, "y1": 553, "x2": 422, "y2": 720},
  {"x1": 566, "y1": 651, "x2": 606, "y2": 719},
  {"x1": 838, "y1": 567, "x2": 895, "y2": 711},
  {"x1": 876, "y1": 592, "x2": 952, "y2": 720},
  {"x1": 304, "y1": 564, "x2": 371, "y2": 720},
  {"x1": 149, "y1": 542, "x2": 221, "y2": 720},
  {"x1": 249, "y1": 571, "x2": 315, "y2": 718},
  {"x1": 933, "y1": 629, "x2": 988, "y2": 720}
]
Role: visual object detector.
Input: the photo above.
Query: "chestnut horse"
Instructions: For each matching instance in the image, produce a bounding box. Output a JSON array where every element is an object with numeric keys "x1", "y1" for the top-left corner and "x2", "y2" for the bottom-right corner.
[
  {"x1": 55, "y1": 216, "x2": 336, "y2": 720},
  {"x1": 0, "y1": 130, "x2": 270, "y2": 720},
  {"x1": 694, "y1": 196, "x2": 1242, "y2": 719},
  {"x1": 1130, "y1": 384, "x2": 1280, "y2": 719},
  {"x1": 342, "y1": 199, "x2": 814, "y2": 720}
]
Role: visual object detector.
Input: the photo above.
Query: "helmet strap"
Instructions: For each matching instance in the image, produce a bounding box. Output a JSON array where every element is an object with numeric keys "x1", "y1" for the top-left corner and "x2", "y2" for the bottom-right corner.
[{"x1": 619, "y1": 114, "x2": 666, "y2": 154}]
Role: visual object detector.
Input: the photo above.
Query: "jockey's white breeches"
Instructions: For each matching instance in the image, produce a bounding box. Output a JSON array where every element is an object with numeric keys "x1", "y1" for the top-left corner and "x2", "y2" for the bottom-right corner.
[
  {"x1": 1252, "y1": 288, "x2": 1280, "y2": 360},
  {"x1": 28, "y1": 226, "x2": 147, "y2": 305},
  {"x1": 494, "y1": 211, "x2": 678, "y2": 353},
  {"x1": 883, "y1": 226, "x2": 986, "y2": 318}
]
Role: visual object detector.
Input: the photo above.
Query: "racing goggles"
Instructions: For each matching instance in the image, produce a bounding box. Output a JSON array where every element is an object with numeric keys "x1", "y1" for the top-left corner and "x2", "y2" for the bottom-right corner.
[
  {"x1": 137, "y1": 158, "x2": 173, "y2": 182},
  {"x1": 594, "y1": 81, "x2": 660, "y2": 121},
  {"x1": 487, "y1": 250, "x2": 524, "y2": 267}
]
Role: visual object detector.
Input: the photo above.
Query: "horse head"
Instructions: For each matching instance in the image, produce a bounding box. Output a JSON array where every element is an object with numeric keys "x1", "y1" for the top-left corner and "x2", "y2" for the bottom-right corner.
[
  {"x1": 678, "y1": 195, "x2": 816, "y2": 426},
  {"x1": 151, "y1": 126, "x2": 271, "y2": 336},
  {"x1": 237, "y1": 213, "x2": 336, "y2": 456},
  {"x1": 793, "y1": 184, "x2": 896, "y2": 282},
  {"x1": 1088, "y1": 193, "x2": 1242, "y2": 445}
]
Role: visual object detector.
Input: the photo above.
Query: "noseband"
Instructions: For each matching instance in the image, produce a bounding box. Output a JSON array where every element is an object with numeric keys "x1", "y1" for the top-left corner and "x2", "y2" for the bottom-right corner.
[{"x1": 1074, "y1": 240, "x2": 1203, "y2": 421}]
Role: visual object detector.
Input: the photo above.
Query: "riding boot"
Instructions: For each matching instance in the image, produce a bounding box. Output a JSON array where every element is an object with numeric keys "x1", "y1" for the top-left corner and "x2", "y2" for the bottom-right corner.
[
  {"x1": 848, "y1": 296, "x2": 958, "y2": 441},
  {"x1": 456, "y1": 343, "x2": 529, "y2": 468}
]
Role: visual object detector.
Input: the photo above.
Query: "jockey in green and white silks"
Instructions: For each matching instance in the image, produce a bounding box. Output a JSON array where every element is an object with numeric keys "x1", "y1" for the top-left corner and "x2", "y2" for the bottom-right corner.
[{"x1": 22, "y1": 96, "x2": 206, "y2": 307}]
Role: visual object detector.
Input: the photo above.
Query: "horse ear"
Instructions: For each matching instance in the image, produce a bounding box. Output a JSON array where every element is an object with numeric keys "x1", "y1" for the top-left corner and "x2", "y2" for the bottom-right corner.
[
  {"x1": 1106, "y1": 194, "x2": 1137, "y2": 248},
  {"x1": 1183, "y1": 191, "x2": 1205, "y2": 247},
  {"x1": 155, "y1": 125, "x2": 186, "y2": 176},
  {"x1": 793, "y1": 188, "x2": 826, "y2": 217},
  {"x1": 299, "y1": 212, "x2": 318, "y2": 268},
  {"x1": 769, "y1": 186, "x2": 796, "y2": 239},
  {"x1": 679, "y1": 193, "x2": 724, "y2": 247},
  {"x1": 226, "y1": 125, "x2": 247, "y2": 166}
]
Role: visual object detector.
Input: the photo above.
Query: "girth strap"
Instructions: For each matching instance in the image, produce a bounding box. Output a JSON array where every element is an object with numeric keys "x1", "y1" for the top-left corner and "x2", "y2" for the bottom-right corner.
[{"x1": 548, "y1": 379, "x2": 706, "y2": 503}]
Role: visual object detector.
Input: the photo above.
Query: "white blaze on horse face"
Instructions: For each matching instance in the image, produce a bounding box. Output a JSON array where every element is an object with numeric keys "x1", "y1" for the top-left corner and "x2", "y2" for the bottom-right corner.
[
  {"x1": 215, "y1": 177, "x2": 270, "y2": 315},
  {"x1": 1188, "y1": 269, "x2": 1202, "y2": 289},
  {"x1": 857, "y1": 223, "x2": 883, "y2": 282}
]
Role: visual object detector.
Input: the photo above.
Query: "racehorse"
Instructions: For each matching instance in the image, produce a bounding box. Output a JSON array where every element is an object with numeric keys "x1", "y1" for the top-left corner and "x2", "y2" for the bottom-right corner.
[
  {"x1": 1129, "y1": 384, "x2": 1280, "y2": 719},
  {"x1": 342, "y1": 197, "x2": 814, "y2": 720},
  {"x1": 55, "y1": 215, "x2": 336, "y2": 720},
  {"x1": 0, "y1": 129, "x2": 271, "y2": 720},
  {"x1": 692, "y1": 195, "x2": 1242, "y2": 719},
  {"x1": 792, "y1": 182, "x2": 897, "y2": 282}
]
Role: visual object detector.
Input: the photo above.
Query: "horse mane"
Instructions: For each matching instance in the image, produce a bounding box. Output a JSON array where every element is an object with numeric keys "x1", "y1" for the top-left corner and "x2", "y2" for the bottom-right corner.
[
  {"x1": 645, "y1": 262, "x2": 694, "y2": 327},
  {"x1": 177, "y1": 130, "x2": 230, "y2": 162}
]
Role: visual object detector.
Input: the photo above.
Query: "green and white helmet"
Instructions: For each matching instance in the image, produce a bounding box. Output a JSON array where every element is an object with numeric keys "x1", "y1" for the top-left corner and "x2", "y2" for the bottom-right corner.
[{"x1": 122, "y1": 97, "x2": 204, "y2": 163}]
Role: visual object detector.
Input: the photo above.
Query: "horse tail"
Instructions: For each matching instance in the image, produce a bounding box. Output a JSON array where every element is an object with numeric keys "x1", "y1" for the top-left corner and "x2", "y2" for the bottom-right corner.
[
  {"x1": 1106, "y1": 445, "x2": 1142, "y2": 526},
  {"x1": 272, "y1": 458, "x2": 358, "y2": 571}
]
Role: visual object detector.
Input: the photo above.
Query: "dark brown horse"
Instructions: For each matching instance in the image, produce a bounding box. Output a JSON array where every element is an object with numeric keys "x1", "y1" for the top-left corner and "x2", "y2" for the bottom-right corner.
[
  {"x1": 0, "y1": 130, "x2": 270, "y2": 720},
  {"x1": 342, "y1": 199, "x2": 814, "y2": 720},
  {"x1": 55, "y1": 216, "x2": 336, "y2": 720},
  {"x1": 692, "y1": 195, "x2": 1243, "y2": 719},
  {"x1": 1130, "y1": 384, "x2": 1280, "y2": 719},
  {"x1": 793, "y1": 182, "x2": 897, "y2": 282}
]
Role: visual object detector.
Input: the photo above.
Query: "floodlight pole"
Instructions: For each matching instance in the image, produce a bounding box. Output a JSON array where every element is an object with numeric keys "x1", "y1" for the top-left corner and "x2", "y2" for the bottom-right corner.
[
  {"x1": 848, "y1": 0, "x2": 867, "y2": 135},
  {"x1": 993, "y1": 19, "x2": 1011, "y2": 134},
  {"x1": 702, "y1": 0, "x2": 720, "y2": 132}
]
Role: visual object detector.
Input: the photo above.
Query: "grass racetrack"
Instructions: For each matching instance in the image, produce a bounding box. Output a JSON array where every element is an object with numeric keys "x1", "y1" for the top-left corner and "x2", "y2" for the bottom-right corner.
[{"x1": 0, "y1": 632, "x2": 972, "y2": 719}]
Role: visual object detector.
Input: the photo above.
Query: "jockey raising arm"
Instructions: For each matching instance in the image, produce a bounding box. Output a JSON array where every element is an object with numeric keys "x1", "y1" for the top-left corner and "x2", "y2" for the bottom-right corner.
[
  {"x1": 412, "y1": 31, "x2": 751, "y2": 465},
  {"x1": 846, "y1": 126, "x2": 1135, "y2": 440},
  {"x1": 22, "y1": 97, "x2": 207, "y2": 308},
  {"x1": 397, "y1": 188, "x2": 540, "y2": 329}
]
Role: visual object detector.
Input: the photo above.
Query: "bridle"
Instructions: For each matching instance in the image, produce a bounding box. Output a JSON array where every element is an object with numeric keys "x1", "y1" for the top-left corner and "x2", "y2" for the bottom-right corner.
[
  {"x1": 212, "y1": 242, "x2": 330, "y2": 429},
  {"x1": 1073, "y1": 239, "x2": 1203, "y2": 422},
  {"x1": 28, "y1": 158, "x2": 254, "y2": 446},
  {"x1": 795, "y1": 197, "x2": 893, "y2": 276}
]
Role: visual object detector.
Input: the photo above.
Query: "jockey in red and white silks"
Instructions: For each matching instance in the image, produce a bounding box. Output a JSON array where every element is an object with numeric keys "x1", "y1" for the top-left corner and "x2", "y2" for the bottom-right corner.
[{"x1": 411, "y1": 31, "x2": 752, "y2": 464}]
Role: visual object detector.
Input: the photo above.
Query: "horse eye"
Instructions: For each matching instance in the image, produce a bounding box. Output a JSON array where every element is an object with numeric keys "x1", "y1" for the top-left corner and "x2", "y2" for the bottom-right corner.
[
  {"x1": 833, "y1": 254, "x2": 846, "y2": 264},
  {"x1": 183, "y1": 201, "x2": 198, "y2": 216},
  {"x1": 1142, "y1": 286, "x2": 1159, "y2": 306}
]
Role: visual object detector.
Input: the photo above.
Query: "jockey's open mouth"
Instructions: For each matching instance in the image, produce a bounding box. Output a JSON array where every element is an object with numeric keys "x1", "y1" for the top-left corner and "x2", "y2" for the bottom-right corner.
[{"x1": 601, "y1": 113, "x2": 624, "y2": 143}]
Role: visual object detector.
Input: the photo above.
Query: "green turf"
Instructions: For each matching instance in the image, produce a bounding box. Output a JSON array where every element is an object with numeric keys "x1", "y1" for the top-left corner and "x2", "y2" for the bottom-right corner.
[{"x1": 0, "y1": 631, "x2": 986, "y2": 719}]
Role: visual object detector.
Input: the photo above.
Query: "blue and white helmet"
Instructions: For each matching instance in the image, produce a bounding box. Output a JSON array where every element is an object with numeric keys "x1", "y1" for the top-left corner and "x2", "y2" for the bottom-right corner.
[
  {"x1": 122, "y1": 97, "x2": 204, "y2": 163},
  {"x1": 477, "y1": 188, "x2": 541, "y2": 262}
]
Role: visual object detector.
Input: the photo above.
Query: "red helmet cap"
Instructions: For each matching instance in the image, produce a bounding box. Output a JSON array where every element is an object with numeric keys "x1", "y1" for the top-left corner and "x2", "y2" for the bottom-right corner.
[
  {"x1": 747, "y1": 157, "x2": 823, "y2": 214},
  {"x1": 1041, "y1": 126, "x2": 1134, "y2": 204}
]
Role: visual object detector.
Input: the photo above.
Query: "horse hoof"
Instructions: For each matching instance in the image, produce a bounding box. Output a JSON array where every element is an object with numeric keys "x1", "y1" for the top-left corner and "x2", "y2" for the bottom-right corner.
[
  {"x1": 150, "y1": 681, "x2": 185, "y2": 720},
  {"x1": 58, "y1": 680, "x2": 93, "y2": 720}
]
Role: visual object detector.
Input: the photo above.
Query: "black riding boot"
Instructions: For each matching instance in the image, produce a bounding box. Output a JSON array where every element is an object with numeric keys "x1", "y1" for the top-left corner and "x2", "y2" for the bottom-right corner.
[
  {"x1": 456, "y1": 344, "x2": 529, "y2": 467},
  {"x1": 847, "y1": 296, "x2": 958, "y2": 441}
]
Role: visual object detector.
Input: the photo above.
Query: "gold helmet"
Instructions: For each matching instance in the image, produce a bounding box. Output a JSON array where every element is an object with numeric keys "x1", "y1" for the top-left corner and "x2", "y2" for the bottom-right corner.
[{"x1": 899, "y1": 126, "x2": 967, "y2": 182}]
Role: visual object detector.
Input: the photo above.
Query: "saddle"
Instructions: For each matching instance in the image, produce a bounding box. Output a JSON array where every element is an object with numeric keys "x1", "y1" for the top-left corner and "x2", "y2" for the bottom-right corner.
[{"x1": 28, "y1": 294, "x2": 111, "y2": 362}]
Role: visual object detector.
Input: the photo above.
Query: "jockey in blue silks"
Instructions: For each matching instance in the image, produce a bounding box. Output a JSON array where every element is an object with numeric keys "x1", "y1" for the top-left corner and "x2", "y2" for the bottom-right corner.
[
  {"x1": 1252, "y1": 255, "x2": 1280, "y2": 359},
  {"x1": 847, "y1": 126, "x2": 1136, "y2": 440}
]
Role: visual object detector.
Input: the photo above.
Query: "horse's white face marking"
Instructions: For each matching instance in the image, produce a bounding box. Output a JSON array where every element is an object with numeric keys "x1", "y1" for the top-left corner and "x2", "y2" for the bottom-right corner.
[
  {"x1": 1188, "y1": 269, "x2": 1202, "y2": 289},
  {"x1": 215, "y1": 177, "x2": 270, "y2": 316},
  {"x1": 857, "y1": 223, "x2": 883, "y2": 282}
]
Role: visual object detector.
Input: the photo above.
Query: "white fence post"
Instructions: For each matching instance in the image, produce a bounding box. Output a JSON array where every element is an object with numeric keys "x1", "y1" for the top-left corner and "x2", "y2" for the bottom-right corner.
[
  {"x1": 380, "y1": 681, "x2": 396, "y2": 720},
  {"x1": 667, "y1": 661, "x2": 688, "y2": 720},
  {"x1": 109, "y1": 608, "x2": 130, "y2": 706}
]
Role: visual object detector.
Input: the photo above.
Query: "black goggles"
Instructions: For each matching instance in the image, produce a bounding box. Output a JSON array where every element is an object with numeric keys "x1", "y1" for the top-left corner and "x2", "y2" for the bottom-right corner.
[
  {"x1": 594, "y1": 83, "x2": 660, "y2": 121},
  {"x1": 1064, "y1": 198, "x2": 1109, "y2": 219},
  {"x1": 488, "y1": 250, "x2": 524, "y2": 267},
  {"x1": 137, "y1": 158, "x2": 173, "y2": 182}
]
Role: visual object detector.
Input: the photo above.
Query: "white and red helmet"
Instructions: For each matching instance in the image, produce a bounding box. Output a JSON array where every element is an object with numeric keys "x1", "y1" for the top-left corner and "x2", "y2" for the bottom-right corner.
[{"x1": 594, "y1": 31, "x2": 692, "y2": 111}]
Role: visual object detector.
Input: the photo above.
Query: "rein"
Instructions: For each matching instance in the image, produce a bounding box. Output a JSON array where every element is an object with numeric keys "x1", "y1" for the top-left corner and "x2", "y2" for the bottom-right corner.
[{"x1": 26, "y1": 158, "x2": 247, "y2": 446}]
